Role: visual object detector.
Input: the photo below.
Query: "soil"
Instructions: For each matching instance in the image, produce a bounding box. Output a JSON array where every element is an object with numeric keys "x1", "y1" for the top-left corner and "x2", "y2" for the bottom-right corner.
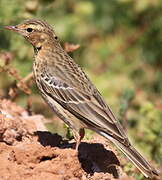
[{"x1": 0, "y1": 99, "x2": 146, "y2": 180}]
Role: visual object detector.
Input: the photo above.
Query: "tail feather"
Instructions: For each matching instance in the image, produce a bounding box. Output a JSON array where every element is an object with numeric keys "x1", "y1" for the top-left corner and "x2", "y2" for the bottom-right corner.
[{"x1": 99, "y1": 131, "x2": 158, "y2": 178}]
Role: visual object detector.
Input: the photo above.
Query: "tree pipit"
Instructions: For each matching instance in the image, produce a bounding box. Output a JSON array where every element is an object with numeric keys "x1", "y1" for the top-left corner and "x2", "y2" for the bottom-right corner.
[{"x1": 5, "y1": 19, "x2": 159, "y2": 178}]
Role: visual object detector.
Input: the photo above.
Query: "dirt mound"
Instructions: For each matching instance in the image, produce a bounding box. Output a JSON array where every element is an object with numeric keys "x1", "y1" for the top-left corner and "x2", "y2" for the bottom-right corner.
[{"x1": 0, "y1": 99, "x2": 135, "y2": 180}]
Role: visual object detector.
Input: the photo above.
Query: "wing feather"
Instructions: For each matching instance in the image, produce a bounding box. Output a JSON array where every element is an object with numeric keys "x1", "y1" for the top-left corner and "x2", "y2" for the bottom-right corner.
[{"x1": 40, "y1": 75, "x2": 129, "y2": 145}]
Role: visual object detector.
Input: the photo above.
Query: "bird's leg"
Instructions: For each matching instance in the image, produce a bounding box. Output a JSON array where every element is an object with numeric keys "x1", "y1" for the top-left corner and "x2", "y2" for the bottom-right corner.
[{"x1": 73, "y1": 128, "x2": 85, "y2": 150}]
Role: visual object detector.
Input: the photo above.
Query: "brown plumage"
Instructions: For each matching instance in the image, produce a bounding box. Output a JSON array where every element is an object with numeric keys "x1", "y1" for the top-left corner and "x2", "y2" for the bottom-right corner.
[{"x1": 5, "y1": 19, "x2": 158, "y2": 178}]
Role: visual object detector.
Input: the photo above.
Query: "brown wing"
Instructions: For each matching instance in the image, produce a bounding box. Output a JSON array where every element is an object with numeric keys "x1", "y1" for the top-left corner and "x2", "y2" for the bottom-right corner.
[{"x1": 39, "y1": 73, "x2": 129, "y2": 146}]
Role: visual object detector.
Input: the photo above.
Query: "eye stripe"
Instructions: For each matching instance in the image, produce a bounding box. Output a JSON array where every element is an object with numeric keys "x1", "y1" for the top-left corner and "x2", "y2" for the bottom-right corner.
[{"x1": 22, "y1": 19, "x2": 55, "y2": 34}]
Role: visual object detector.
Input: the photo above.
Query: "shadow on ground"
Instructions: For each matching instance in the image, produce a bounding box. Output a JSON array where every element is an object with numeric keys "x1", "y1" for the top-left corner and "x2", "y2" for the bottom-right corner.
[{"x1": 36, "y1": 131, "x2": 120, "y2": 178}]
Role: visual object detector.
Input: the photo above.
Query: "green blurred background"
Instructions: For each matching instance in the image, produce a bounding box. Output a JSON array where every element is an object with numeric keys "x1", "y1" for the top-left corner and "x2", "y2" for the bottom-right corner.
[{"x1": 0, "y1": 0, "x2": 162, "y2": 178}]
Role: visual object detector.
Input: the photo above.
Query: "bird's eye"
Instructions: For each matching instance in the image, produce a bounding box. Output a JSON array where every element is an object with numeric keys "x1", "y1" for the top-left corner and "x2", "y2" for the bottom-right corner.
[{"x1": 26, "y1": 28, "x2": 33, "y2": 32}]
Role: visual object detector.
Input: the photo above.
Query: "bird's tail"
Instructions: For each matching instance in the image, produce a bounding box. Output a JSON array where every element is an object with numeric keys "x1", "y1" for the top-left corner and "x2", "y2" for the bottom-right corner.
[{"x1": 99, "y1": 132, "x2": 158, "y2": 178}]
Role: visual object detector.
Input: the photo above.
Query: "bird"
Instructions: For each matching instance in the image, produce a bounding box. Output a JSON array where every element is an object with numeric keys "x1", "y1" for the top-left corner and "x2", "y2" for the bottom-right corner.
[{"x1": 5, "y1": 19, "x2": 158, "y2": 178}]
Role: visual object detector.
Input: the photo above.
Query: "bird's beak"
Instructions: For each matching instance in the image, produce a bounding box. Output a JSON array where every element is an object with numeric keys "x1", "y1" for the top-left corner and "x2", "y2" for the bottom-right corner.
[
  {"x1": 4, "y1": 25, "x2": 27, "y2": 36},
  {"x1": 4, "y1": 26, "x2": 19, "y2": 32}
]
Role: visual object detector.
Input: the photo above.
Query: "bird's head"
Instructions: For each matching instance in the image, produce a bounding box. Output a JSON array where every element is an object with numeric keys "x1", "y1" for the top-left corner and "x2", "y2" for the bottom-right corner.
[{"x1": 5, "y1": 19, "x2": 58, "y2": 51}]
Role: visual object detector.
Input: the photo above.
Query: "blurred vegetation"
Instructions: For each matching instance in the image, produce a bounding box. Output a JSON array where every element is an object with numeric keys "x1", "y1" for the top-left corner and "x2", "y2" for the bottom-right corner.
[{"x1": 0, "y1": 0, "x2": 162, "y2": 178}]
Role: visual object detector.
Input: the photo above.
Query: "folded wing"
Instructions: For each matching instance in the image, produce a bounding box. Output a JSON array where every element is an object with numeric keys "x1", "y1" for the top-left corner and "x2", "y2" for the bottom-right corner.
[{"x1": 40, "y1": 74, "x2": 129, "y2": 146}]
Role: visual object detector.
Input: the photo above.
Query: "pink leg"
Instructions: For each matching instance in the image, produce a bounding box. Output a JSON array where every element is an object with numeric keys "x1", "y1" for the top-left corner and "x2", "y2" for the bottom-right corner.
[{"x1": 73, "y1": 128, "x2": 85, "y2": 150}]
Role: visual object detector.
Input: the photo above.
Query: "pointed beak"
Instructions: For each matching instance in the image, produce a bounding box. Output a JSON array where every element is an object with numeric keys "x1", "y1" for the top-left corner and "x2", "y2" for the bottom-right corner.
[
  {"x1": 4, "y1": 25, "x2": 27, "y2": 36},
  {"x1": 4, "y1": 26, "x2": 19, "y2": 32}
]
